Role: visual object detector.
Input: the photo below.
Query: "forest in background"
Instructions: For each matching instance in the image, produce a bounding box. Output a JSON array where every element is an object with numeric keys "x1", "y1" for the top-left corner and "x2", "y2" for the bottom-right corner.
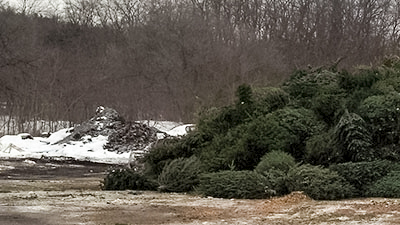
[{"x1": 0, "y1": 0, "x2": 399, "y2": 134}]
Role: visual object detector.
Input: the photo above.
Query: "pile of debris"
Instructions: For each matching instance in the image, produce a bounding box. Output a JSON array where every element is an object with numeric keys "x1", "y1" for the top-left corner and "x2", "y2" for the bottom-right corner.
[
  {"x1": 104, "y1": 121, "x2": 157, "y2": 153},
  {"x1": 0, "y1": 106, "x2": 194, "y2": 165},
  {"x1": 57, "y1": 106, "x2": 158, "y2": 155},
  {"x1": 57, "y1": 106, "x2": 124, "y2": 143}
]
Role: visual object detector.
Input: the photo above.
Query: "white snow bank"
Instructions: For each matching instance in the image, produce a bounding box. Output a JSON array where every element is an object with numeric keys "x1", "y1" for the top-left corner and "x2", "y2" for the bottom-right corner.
[
  {"x1": 0, "y1": 121, "x2": 193, "y2": 164},
  {"x1": 167, "y1": 124, "x2": 195, "y2": 136},
  {"x1": 0, "y1": 129, "x2": 129, "y2": 164},
  {"x1": 138, "y1": 120, "x2": 182, "y2": 132},
  {"x1": 138, "y1": 120, "x2": 195, "y2": 137}
]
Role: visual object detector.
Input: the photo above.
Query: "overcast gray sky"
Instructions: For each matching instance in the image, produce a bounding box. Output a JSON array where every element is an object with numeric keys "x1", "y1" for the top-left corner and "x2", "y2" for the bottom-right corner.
[{"x1": 4, "y1": 0, "x2": 65, "y2": 15}]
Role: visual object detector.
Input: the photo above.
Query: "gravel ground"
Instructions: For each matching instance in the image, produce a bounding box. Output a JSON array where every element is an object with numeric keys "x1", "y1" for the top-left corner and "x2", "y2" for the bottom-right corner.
[{"x1": 0, "y1": 159, "x2": 400, "y2": 225}]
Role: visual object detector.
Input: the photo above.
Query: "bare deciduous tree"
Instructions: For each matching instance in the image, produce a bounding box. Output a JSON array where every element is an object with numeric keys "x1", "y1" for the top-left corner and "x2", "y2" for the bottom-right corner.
[{"x1": 0, "y1": 0, "x2": 399, "y2": 133}]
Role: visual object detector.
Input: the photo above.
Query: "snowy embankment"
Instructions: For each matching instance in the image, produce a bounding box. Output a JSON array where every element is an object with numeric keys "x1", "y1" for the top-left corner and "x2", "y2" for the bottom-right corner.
[{"x1": 0, "y1": 120, "x2": 193, "y2": 164}]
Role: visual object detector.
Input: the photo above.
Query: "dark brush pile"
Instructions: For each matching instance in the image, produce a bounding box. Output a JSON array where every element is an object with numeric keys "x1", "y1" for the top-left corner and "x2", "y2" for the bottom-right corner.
[
  {"x1": 104, "y1": 121, "x2": 158, "y2": 153},
  {"x1": 57, "y1": 106, "x2": 158, "y2": 154}
]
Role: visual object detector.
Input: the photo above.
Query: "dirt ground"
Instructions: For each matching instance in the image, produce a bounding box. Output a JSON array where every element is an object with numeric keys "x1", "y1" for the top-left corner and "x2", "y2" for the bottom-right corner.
[{"x1": 0, "y1": 159, "x2": 400, "y2": 225}]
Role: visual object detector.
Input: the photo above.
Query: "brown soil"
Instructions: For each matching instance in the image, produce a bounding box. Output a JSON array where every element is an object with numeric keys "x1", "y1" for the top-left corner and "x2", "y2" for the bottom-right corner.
[{"x1": 1, "y1": 158, "x2": 400, "y2": 225}]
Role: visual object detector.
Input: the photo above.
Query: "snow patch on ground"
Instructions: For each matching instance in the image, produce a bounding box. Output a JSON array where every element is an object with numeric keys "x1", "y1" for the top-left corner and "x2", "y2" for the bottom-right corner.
[
  {"x1": 138, "y1": 120, "x2": 194, "y2": 136},
  {"x1": 0, "y1": 121, "x2": 192, "y2": 164}
]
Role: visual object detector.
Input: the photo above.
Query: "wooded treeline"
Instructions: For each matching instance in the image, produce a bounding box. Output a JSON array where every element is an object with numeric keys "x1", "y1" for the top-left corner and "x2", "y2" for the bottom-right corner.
[{"x1": 0, "y1": 0, "x2": 399, "y2": 134}]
